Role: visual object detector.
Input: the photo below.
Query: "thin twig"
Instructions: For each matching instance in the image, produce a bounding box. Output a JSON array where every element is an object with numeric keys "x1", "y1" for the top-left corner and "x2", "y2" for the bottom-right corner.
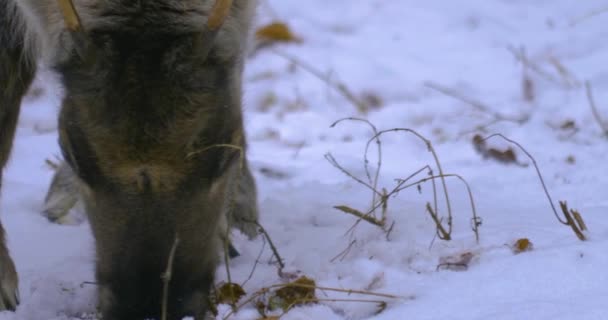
[
  {"x1": 241, "y1": 236, "x2": 267, "y2": 287},
  {"x1": 482, "y1": 134, "x2": 567, "y2": 225},
  {"x1": 244, "y1": 219, "x2": 285, "y2": 270},
  {"x1": 368, "y1": 128, "x2": 453, "y2": 235},
  {"x1": 559, "y1": 201, "x2": 586, "y2": 241},
  {"x1": 396, "y1": 173, "x2": 481, "y2": 243},
  {"x1": 330, "y1": 239, "x2": 357, "y2": 263},
  {"x1": 570, "y1": 6, "x2": 608, "y2": 26},
  {"x1": 507, "y1": 46, "x2": 580, "y2": 89},
  {"x1": 272, "y1": 49, "x2": 369, "y2": 113},
  {"x1": 426, "y1": 204, "x2": 450, "y2": 240},
  {"x1": 585, "y1": 81, "x2": 608, "y2": 136},
  {"x1": 331, "y1": 117, "x2": 383, "y2": 211},
  {"x1": 425, "y1": 81, "x2": 528, "y2": 123},
  {"x1": 325, "y1": 153, "x2": 382, "y2": 197},
  {"x1": 334, "y1": 205, "x2": 384, "y2": 227},
  {"x1": 161, "y1": 236, "x2": 180, "y2": 320},
  {"x1": 264, "y1": 283, "x2": 406, "y2": 300}
]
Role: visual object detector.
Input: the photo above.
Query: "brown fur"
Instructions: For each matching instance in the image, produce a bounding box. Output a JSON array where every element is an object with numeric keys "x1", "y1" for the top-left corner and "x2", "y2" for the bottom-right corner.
[{"x1": 0, "y1": 0, "x2": 258, "y2": 319}]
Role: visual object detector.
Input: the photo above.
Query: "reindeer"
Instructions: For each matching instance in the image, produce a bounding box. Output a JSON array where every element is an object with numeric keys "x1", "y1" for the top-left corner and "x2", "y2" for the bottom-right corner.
[{"x1": 0, "y1": 0, "x2": 259, "y2": 318}]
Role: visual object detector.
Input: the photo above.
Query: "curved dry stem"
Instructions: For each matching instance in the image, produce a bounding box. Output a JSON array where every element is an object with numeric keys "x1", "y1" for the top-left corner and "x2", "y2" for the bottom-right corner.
[
  {"x1": 482, "y1": 134, "x2": 567, "y2": 225},
  {"x1": 330, "y1": 117, "x2": 382, "y2": 208},
  {"x1": 585, "y1": 81, "x2": 608, "y2": 136},
  {"x1": 325, "y1": 153, "x2": 382, "y2": 197},
  {"x1": 368, "y1": 129, "x2": 453, "y2": 234},
  {"x1": 396, "y1": 173, "x2": 480, "y2": 243}
]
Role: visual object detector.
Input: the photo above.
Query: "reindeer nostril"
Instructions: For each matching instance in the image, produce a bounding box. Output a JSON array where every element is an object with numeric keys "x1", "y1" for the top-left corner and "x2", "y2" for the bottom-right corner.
[{"x1": 137, "y1": 169, "x2": 151, "y2": 192}]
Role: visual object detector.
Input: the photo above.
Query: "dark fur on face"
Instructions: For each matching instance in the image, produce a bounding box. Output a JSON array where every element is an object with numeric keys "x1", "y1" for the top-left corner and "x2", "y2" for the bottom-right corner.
[{"x1": 0, "y1": 1, "x2": 258, "y2": 319}]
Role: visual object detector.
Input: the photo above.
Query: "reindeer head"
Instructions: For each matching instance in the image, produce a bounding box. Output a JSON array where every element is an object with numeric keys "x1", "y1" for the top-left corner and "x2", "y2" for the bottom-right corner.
[{"x1": 52, "y1": 1, "x2": 250, "y2": 318}]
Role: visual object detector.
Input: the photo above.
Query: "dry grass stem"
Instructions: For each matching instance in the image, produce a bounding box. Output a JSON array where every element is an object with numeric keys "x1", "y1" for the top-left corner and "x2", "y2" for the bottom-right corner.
[
  {"x1": 331, "y1": 117, "x2": 383, "y2": 210},
  {"x1": 221, "y1": 280, "x2": 408, "y2": 319},
  {"x1": 570, "y1": 6, "x2": 608, "y2": 26},
  {"x1": 245, "y1": 219, "x2": 285, "y2": 270},
  {"x1": 483, "y1": 134, "x2": 587, "y2": 241},
  {"x1": 507, "y1": 46, "x2": 580, "y2": 88},
  {"x1": 584, "y1": 81, "x2": 608, "y2": 136},
  {"x1": 424, "y1": 81, "x2": 528, "y2": 123},
  {"x1": 272, "y1": 49, "x2": 369, "y2": 113},
  {"x1": 241, "y1": 236, "x2": 267, "y2": 287},
  {"x1": 559, "y1": 201, "x2": 587, "y2": 241},
  {"x1": 369, "y1": 128, "x2": 454, "y2": 236}
]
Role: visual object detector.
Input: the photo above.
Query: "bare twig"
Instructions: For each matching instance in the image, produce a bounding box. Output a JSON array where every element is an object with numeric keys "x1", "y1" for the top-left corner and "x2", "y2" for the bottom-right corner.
[
  {"x1": 426, "y1": 203, "x2": 450, "y2": 240},
  {"x1": 425, "y1": 81, "x2": 528, "y2": 123},
  {"x1": 245, "y1": 219, "x2": 285, "y2": 270},
  {"x1": 482, "y1": 134, "x2": 566, "y2": 224},
  {"x1": 161, "y1": 236, "x2": 180, "y2": 320},
  {"x1": 585, "y1": 81, "x2": 608, "y2": 136},
  {"x1": 570, "y1": 6, "x2": 608, "y2": 26},
  {"x1": 331, "y1": 117, "x2": 383, "y2": 210},
  {"x1": 507, "y1": 46, "x2": 580, "y2": 89},
  {"x1": 241, "y1": 236, "x2": 267, "y2": 287},
  {"x1": 559, "y1": 201, "x2": 587, "y2": 241},
  {"x1": 325, "y1": 153, "x2": 382, "y2": 197},
  {"x1": 272, "y1": 49, "x2": 369, "y2": 113},
  {"x1": 396, "y1": 173, "x2": 480, "y2": 243},
  {"x1": 330, "y1": 239, "x2": 357, "y2": 263},
  {"x1": 221, "y1": 281, "x2": 408, "y2": 320},
  {"x1": 369, "y1": 128, "x2": 453, "y2": 235}
]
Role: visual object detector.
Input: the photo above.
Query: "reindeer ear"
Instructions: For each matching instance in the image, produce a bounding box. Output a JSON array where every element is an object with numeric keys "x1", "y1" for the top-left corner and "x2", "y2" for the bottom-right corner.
[
  {"x1": 56, "y1": 0, "x2": 96, "y2": 62},
  {"x1": 197, "y1": 0, "x2": 234, "y2": 61}
]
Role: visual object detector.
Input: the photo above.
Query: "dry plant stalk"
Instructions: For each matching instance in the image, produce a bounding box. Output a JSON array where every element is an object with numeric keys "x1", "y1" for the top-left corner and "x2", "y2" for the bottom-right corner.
[
  {"x1": 246, "y1": 219, "x2": 285, "y2": 271},
  {"x1": 559, "y1": 201, "x2": 587, "y2": 241},
  {"x1": 326, "y1": 119, "x2": 481, "y2": 244},
  {"x1": 482, "y1": 134, "x2": 587, "y2": 241},
  {"x1": 507, "y1": 46, "x2": 580, "y2": 88},
  {"x1": 584, "y1": 81, "x2": 608, "y2": 136},
  {"x1": 395, "y1": 173, "x2": 481, "y2": 243},
  {"x1": 424, "y1": 81, "x2": 528, "y2": 124},
  {"x1": 271, "y1": 50, "x2": 370, "y2": 114},
  {"x1": 221, "y1": 279, "x2": 408, "y2": 320},
  {"x1": 570, "y1": 6, "x2": 608, "y2": 26},
  {"x1": 161, "y1": 236, "x2": 180, "y2": 320}
]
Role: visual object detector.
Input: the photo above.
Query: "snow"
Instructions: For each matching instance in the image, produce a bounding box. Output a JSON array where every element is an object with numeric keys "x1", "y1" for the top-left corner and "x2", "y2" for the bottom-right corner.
[{"x1": 2, "y1": 0, "x2": 608, "y2": 319}]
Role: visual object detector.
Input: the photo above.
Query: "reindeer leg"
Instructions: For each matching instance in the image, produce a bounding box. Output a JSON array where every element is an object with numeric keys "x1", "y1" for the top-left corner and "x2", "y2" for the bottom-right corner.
[{"x1": 0, "y1": 0, "x2": 37, "y2": 311}]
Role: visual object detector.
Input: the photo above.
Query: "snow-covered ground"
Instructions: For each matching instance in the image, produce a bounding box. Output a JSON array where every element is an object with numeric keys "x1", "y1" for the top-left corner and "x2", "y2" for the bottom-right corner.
[{"x1": 2, "y1": 0, "x2": 608, "y2": 319}]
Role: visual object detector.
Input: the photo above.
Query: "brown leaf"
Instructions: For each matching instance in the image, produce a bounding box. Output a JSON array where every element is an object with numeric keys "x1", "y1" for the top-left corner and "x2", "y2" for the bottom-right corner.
[
  {"x1": 255, "y1": 22, "x2": 302, "y2": 44},
  {"x1": 216, "y1": 282, "x2": 246, "y2": 305},
  {"x1": 272, "y1": 276, "x2": 318, "y2": 311},
  {"x1": 512, "y1": 238, "x2": 533, "y2": 254},
  {"x1": 472, "y1": 134, "x2": 519, "y2": 165},
  {"x1": 437, "y1": 251, "x2": 475, "y2": 271}
]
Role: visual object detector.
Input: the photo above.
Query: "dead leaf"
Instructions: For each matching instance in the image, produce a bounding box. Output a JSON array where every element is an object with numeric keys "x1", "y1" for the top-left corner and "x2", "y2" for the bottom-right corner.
[
  {"x1": 437, "y1": 251, "x2": 475, "y2": 271},
  {"x1": 512, "y1": 238, "x2": 533, "y2": 254},
  {"x1": 255, "y1": 22, "x2": 302, "y2": 44},
  {"x1": 472, "y1": 134, "x2": 521, "y2": 165},
  {"x1": 270, "y1": 276, "x2": 318, "y2": 311},
  {"x1": 216, "y1": 282, "x2": 246, "y2": 305}
]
